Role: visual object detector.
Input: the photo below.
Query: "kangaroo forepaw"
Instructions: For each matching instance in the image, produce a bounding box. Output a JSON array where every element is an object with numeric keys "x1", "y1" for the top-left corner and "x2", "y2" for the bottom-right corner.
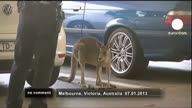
[
  {"x1": 78, "y1": 82, "x2": 87, "y2": 88},
  {"x1": 102, "y1": 83, "x2": 117, "y2": 89},
  {"x1": 87, "y1": 84, "x2": 95, "y2": 89},
  {"x1": 108, "y1": 83, "x2": 117, "y2": 89},
  {"x1": 80, "y1": 84, "x2": 87, "y2": 88},
  {"x1": 98, "y1": 83, "x2": 105, "y2": 89},
  {"x1": 96, "y1": 81, "x2": 100, "y2": 86}
]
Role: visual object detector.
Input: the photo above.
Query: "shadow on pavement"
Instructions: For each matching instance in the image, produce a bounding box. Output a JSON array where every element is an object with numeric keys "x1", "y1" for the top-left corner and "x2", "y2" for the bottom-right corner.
[
  {"x1": 136, "y1": 66, "x2": 191, "y2": 84},
  {"x1": 0, "y1": 83, "x2": 8, "y2": 96},
  {"x1": 63, "y1": 58, "x2": 191, "y2": 84}
]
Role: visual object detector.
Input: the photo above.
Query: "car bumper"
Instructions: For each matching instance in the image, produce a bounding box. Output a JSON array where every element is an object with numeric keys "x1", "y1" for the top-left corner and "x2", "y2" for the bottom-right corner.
[
  {"x1": 135, "y1": 30, "x2": 191, "y2": 61},
  {"x1": 0, "y1": 29, "x2": 66, "y2": 70}
]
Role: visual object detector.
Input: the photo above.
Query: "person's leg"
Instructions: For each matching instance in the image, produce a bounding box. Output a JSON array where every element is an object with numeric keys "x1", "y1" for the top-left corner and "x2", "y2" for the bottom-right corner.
[
  {"x1": 29, "y1": 5, "x2": 58, "y2": 108},
  {"x1": 6, "y1": 5, "x2": 36, "y2": 108}
]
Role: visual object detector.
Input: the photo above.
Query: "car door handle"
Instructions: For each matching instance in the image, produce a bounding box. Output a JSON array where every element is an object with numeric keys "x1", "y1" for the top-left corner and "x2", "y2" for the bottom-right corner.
[{"x1": 73, "y1": 6, "x2": 81, "y2": 12}]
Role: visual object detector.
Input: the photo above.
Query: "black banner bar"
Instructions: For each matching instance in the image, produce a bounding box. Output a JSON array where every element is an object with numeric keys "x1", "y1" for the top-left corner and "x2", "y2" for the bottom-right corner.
[{"x1": 56, "y1": 88, "x2": 162, "y2": 97}]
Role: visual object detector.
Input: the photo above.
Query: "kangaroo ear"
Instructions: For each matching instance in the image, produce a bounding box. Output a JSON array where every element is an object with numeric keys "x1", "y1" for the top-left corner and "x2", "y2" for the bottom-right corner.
[
  {"x1": 96, "y1": 42, "x2": 102, "y2": 49},
  {"x1": 106, "y1": 42, "x2": 112, "y2": 49}
]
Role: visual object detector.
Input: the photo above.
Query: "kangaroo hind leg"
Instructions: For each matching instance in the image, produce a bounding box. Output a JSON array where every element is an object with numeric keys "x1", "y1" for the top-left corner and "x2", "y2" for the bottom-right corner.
[
  {"x1": 105, "y1": 66, "x2": 116, "y2": 88},
  {"x1": 96, "y1": 64, "x2": 104, "y2": 88},
  {"x1": 79, "y1": 60, "x2": 87, "y2": 88}
]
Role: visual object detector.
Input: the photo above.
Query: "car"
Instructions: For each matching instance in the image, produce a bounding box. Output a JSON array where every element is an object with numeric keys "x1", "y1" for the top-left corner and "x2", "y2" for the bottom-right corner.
[
  {"x1": 62, "y1": 1, "x2": 191, "y2": 78},
  {"x1": 0, "y1": 1, "x2": 66, "y2": 86}
]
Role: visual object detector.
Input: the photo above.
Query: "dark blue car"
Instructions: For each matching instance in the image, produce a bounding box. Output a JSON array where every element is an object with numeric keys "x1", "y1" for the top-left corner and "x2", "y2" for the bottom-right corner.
[{"x1": 62, "y1": 1, "x2": 191, "y2": 78}]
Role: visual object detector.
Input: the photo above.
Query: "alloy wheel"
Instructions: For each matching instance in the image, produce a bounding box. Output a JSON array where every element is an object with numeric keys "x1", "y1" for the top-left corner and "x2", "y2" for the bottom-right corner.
[{"x1": 110, "y1": 32, "x2": 133, "y2": 74}]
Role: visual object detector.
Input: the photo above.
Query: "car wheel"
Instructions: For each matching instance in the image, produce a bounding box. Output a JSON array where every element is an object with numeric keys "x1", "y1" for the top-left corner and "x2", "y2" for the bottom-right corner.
[
  {"x1": 26, "y1": 66, "x2": 60, "y2": 86},
  {"x1": 107, "y1": 27, "x2": 145, "y2": 78}
]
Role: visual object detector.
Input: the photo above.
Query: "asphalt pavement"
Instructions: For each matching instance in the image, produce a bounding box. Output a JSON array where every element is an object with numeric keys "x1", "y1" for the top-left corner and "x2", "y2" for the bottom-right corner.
[{"x1": 0, "y1": 60, "x2": 191, "y2": 108}]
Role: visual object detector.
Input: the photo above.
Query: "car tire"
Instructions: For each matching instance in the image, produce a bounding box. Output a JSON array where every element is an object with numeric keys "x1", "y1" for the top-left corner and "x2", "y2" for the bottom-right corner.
[
  {"x1": 107, "y1": 27, "x2": 145, "y2": 78},
  {"x1": 26, "y1": 66, "x2": 60, "y2": 86}
]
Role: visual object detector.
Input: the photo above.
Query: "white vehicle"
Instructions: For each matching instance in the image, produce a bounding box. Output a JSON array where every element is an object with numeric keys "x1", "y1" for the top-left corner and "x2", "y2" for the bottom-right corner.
[{"x1": 0, "y1": 1, "x2": 66, "y2": 86}]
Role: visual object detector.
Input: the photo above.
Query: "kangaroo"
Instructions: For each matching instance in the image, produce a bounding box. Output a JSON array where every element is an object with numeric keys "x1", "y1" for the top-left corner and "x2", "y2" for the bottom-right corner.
[{"x1": 59, "y1": 37, "x2": 115, "y2": 88}]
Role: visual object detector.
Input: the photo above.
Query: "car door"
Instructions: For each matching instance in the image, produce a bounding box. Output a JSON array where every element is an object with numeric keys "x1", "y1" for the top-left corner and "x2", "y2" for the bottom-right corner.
[
  {"x1": 83, "y1": 1, "x2": 123, "y2": 43},
  {"x1": 62, "y1": 1, "x2": 85, "y2": 55}
]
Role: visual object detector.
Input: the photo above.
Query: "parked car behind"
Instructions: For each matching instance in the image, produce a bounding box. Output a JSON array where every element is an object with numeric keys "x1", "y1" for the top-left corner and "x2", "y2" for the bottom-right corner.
[
  {"x1": 62, "y1": 1, "x2": 191, "y2": 78},
  {"x1": 0, "y1": 1, "x2": 66, "y2": 86}
]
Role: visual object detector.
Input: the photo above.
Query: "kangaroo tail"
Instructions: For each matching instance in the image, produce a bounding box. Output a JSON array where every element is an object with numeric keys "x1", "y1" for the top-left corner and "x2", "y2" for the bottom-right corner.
[
  {"x1": 58, "y1": 42, "x2": 84, "y2": 83},
  {"x1": 58, "y1": 55, "x2": 78, "y2": 83},
  {"x1": 67, "y1": 55, "x2": 78, "y2": 82}
]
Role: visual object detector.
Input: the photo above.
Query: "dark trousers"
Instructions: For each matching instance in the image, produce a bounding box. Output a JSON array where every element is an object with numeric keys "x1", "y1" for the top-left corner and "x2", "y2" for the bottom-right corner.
[{"x1": 7, "y1": 3, "x2": 58, "y2": 108}]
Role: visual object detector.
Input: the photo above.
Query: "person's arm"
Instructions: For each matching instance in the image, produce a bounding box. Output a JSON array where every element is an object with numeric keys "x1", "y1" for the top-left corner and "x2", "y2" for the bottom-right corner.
[
  {"x1": 54, "y1": 1, "x2": 65, "y2": 33},
  {"x1": 17, "y1": 1, "x2": 22, "y2": 13}
]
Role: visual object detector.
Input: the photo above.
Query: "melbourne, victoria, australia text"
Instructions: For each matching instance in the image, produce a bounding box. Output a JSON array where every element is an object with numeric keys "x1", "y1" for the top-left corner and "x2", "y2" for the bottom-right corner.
[{"x1": 56, "y1": 88, "x2": 162, "y2": 97}]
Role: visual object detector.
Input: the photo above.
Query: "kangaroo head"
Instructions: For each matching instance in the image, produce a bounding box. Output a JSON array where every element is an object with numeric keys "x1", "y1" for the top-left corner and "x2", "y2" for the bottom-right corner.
[{"x1": 96, "y1": 42, "x2": 112, "y2": 62}]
